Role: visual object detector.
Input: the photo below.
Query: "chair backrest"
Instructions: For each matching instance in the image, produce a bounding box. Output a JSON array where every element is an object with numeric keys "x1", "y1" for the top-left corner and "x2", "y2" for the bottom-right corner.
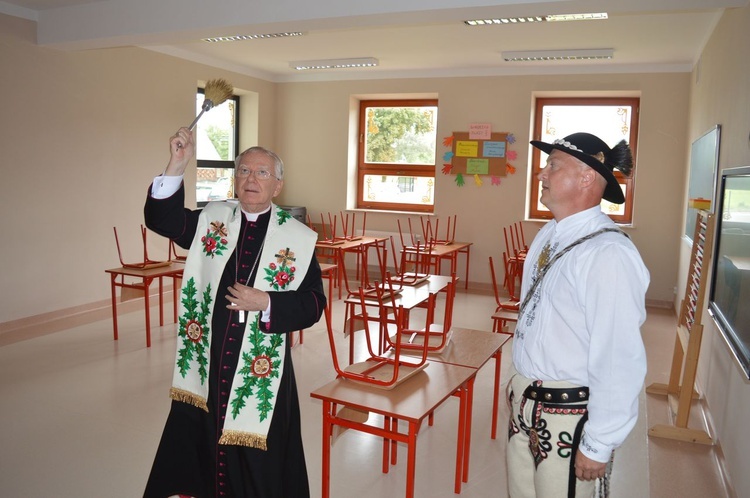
[
  {"x1": 422, "y1": 215, "x2": 457, "y2": 245},
  {"x1": 382, "y1": 273, "x2": 455, "y2": 354},
  {"x1": 389, "y1": 235, "x2": 401, "y2": 275},
  {"x1": 114, "y1": 225, "x2": 170, "y2": 269},
  {"x1": 340, "y1": 211, "x2": 366, "y2": 239},
  {"x1": 515, "y1": 221, "x2": 527, "y2": 251},
  {"x1": 503, "y1": 226, "x2": 513, "y2": 258},
  {"x1": 331, "y1": 281, "x2": 428, "y2": 388},
  {"x1": 399, "y1": 238, "x2": 435, "y2": 276},
  {"x1": 489, "y1": 256, "x2": 503, "y2": 308},
  {"x1": 169, "y1": 240, "x2": 187, "y2": 262},
  {"x1": 437, "y1": 272, "x2": 457, "y2": 334}
]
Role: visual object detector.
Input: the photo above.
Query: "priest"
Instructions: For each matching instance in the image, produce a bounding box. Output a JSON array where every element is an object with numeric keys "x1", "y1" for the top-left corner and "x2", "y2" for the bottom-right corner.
[{"x1": 143, "y1": 127, "x2": 325, "y2": 498}]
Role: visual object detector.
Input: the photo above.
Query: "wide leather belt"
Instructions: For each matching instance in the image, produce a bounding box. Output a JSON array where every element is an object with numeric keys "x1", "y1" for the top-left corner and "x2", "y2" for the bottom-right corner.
[{"x1": 523, "y1": 384, "x2": 589, "y2": 404}]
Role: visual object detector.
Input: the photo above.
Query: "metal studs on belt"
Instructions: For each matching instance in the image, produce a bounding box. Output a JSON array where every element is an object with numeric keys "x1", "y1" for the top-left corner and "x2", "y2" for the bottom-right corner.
[
  {"x1": 561, "y1": 393, "x2": 569, "y2": 401},
  {"x1": 579, "y1": 390, "x2": 588, "y2": 399},
  {"x1": 530, "y1": 391, "x2": 537, "y2": 399},
  {"x1": 544, "y1": 393, "x2": 552, "y2": 400}
]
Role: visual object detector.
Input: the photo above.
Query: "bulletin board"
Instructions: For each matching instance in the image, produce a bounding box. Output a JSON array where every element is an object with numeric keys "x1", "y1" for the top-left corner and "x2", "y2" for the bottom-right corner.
[
  {"x1": 450, "y1": 132, "x2": 509, "y2": 176},
  {"x1": 442, "y1": 124, "x2": 517, "y2": 187}
]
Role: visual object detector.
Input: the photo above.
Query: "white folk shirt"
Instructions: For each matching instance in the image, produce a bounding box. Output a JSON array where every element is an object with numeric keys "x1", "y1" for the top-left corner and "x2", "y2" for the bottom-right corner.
[{"x1": 512, "y1": 206, "x2": 649, "y2": 463}]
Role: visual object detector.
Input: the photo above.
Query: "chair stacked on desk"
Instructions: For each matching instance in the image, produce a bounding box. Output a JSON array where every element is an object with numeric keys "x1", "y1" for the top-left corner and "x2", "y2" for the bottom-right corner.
[
  {"x1": 385, "y1": 272, "x2": 456, "y2": 355},
  {"x1": 489, "y1": 222, "x2": 527, "y2": 335},
  {"x1": 502, "y1": 222, "x2": 527, "y2": 301},
  {"x1": 312, "y1": 211, "x2": 387, "y2": 299},
  {"x1": 397, "y1": 214, "x2": 457, "y2": 276},
  {"x1": 108, "y1": 225, "x2": 184, "y2": 348},
  {"x1": 325, "y1": 279, "x2": 431, "y2": 388}
]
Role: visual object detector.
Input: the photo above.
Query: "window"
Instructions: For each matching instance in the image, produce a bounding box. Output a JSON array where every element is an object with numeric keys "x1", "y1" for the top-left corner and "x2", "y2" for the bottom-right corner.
[
  {"x1": 195, "y1": 89, "x2": 240, "y2": 207},
  {"x1": 357, "y1": 99, "x2": 438, "y2": 212},
  {"x1": 528, "y1": 97, "x2": 640, "y2": 224}
]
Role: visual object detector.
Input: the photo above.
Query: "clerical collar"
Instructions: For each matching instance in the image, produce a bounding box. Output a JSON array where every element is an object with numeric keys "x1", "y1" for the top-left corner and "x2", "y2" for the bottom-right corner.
[{"x1": 241, "y1": 205, "x2": 271, "y2": 222}]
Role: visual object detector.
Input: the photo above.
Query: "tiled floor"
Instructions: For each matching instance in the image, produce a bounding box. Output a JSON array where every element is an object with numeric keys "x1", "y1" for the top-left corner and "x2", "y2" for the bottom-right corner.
[{"x1": 0, "y1": 290, "x2": 730, "y2": 497}]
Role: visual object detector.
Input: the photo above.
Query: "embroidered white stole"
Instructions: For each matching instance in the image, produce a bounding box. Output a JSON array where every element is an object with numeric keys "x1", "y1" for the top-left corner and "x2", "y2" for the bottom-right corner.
[{"x1": 170, "y1": 201, "x2": 316, "y2": 450}]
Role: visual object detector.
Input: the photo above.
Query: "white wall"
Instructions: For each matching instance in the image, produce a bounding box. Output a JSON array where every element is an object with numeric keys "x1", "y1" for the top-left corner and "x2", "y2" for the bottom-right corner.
[
  {"x1": 681, "y1": 5, "x2": 750, "y2": 496},
  {"x1": 1, "y1": 12, "x2": 692, "y2": 325},
  {"x1": 0, "y1": 13, "x2": 277, "y2": 323},
  {"x1": 274, "y1": 74, "x2": 691, "y2": 306},
  {"x1": 1, "y1": 10, "x2": 693, "y2": 324}
]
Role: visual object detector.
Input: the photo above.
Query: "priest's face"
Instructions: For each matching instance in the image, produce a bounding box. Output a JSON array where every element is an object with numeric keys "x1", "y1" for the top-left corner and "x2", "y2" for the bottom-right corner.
[{"x1": 234, "y1": 150, "x2": 283, "y2": 213}]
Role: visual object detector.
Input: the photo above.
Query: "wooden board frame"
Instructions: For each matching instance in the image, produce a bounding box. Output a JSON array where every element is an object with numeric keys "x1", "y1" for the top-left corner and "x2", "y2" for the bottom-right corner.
[{"x1": 647, "y1": 210, "x2": 715, "y2": 445}]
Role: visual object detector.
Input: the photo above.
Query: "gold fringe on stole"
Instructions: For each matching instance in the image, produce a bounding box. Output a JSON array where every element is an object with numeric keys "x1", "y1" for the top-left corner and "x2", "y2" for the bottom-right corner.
[
  {"x1": 218, "y1": 430, "x2": 268, "y2": 450},
  {"x1": 169, "y1": 387, "x2": 208, "y2": 412}
]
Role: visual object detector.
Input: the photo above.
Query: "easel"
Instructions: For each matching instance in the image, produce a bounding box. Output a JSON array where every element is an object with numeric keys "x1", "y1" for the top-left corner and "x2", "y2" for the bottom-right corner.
[{"x1": 646, "y1": 210, "x2": 715, "y2": 444}]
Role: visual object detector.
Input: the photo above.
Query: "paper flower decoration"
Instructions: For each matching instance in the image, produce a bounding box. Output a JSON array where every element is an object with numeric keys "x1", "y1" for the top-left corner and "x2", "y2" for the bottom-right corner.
[
  {"x1": 506, "y1": 133, "x2": 516, "y2": 144},
  {"x1": 491, "y1": 176, "x2": 501, "y2": 186},
  {"x1": 507, "y1": 150, "x2": 518, "y2": 161}
]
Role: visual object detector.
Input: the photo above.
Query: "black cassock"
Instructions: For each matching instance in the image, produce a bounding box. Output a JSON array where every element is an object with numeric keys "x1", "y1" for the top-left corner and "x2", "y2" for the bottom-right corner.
[{"x1": 143, "y1": 186, "x2": 325, "y2": 498}]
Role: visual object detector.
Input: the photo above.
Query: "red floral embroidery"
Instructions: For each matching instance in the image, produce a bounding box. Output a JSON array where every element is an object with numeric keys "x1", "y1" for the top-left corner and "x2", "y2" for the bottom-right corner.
[
  {"x1": 201, "y1": 221, "x2": 229, "y2": 258},
  {"x1": 274, "y1": 271, "x2": 290, "y2": 286},
  {"x1": 263, "y1": 248, "x2": 297, "y2": 290}
]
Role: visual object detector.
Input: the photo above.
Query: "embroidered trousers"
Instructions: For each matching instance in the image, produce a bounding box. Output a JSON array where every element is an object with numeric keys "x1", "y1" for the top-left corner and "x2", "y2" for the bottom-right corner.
[{"x1": 507, "y1": 369, "x2": 596, "y2": 498}]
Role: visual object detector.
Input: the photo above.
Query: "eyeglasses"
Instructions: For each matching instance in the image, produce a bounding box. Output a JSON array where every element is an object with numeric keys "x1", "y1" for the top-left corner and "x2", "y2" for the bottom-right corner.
[{"x1": 235, "y1": 167, "x2": 279, "y2": 181}]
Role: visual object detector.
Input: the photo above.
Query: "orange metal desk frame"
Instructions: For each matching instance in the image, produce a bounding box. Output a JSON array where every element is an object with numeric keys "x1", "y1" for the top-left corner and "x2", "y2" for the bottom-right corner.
[
  {"x1": 411, "y1": 328, "x2": 512, "y2": 445},
  {"x1": 342, "y1": 275, "x2": 452, "y2": 363},
  {"x1": 310, "y1": 361, "x2": 477, "y2": 498},
  {"x1": 105, "y1": 264, "x2": 184, "y2": 347},
  {"x1": 402, "y1": 241, "x2": 472, "y2": 289},
  {"x1": 316, "y1": 236, "x2": 388, "y2": 299}
]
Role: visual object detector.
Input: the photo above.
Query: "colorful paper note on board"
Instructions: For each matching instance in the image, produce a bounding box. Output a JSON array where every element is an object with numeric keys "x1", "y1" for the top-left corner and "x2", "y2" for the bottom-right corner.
[
  {"x1": 455, "y1": 141, "x2": 479, "y2": 157},
  {"x1": 469, "y1": 123, "x2": 492, "y2": 140},
  {"x1": 466, "y1": 158, "x2": 489, "y2": 175},
  {"x1": 483, "y1": 141, "x2": 506, "y2": 158}
]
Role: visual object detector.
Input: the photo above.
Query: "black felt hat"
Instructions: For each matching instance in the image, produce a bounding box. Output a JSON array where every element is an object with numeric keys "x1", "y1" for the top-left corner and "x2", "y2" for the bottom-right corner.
[{"x1": 530, "y1": 132, "x2": 633, "y2": 204}]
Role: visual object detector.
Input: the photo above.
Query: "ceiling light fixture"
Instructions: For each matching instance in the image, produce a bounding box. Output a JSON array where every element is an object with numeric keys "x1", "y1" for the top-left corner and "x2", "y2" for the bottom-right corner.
[
  {"x1": 203, "y1": 32, "x2": 304, "y2": 42},
  {"x1": 289, "y1": 57, "x2": 379, "y2": 71},
  {"x1": 464, "y1": 13, "x2": 607, "y2": 26},
  {"x1": 546, "y1": 13, "x2": 608, "y2": 22},
  {"x1": 501, "y1": 49, "x2": 614, "y2": 61}
]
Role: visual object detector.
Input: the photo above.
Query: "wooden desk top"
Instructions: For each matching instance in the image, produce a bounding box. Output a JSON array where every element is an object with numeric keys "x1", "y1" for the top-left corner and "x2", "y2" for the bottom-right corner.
[
  {"x1": 426, "y1": 328, "x2": 511, "y2": 370},
  {"x1": 316, "y1": 235, "x2": 388, "y2": 251},
  {"x1": 319, "y1": 263, "x2": 338, "y2": 272},
  {"x1": 105, "y1": 263, "x2": 185, "y2": 278},
  {"x1": 403, "y1": 241, "x2": 472, "y2": 256},
  {"x1": 344, "y1": 274, "x2": 452, "y2": 310},
  {"x1": 310, "y1": 361, "x2": 476, "y2": 424},
  {"x1": 491, "y1": 309, "x2": 519, "y2": 322}
]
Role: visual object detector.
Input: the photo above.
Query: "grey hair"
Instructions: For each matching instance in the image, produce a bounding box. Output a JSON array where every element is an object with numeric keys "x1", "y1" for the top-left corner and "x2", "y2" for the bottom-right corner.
[{"x1": 234, "y1": 146, "x2": 284, "y2": 180}]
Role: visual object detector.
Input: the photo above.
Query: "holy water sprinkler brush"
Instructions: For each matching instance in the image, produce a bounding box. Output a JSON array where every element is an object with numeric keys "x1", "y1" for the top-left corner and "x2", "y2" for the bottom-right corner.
[{"x1": 188, "y1": 78, "x2": 234, "y2": 130}]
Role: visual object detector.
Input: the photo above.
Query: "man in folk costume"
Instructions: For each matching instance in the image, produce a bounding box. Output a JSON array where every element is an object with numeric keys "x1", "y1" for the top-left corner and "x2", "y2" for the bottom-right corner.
[
  {"x1": 143, "y1": 127, "x2": 326, "y2": 498},
  {"x1": 507, "y1": 133, "x2": 649, "y2": 498}
]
